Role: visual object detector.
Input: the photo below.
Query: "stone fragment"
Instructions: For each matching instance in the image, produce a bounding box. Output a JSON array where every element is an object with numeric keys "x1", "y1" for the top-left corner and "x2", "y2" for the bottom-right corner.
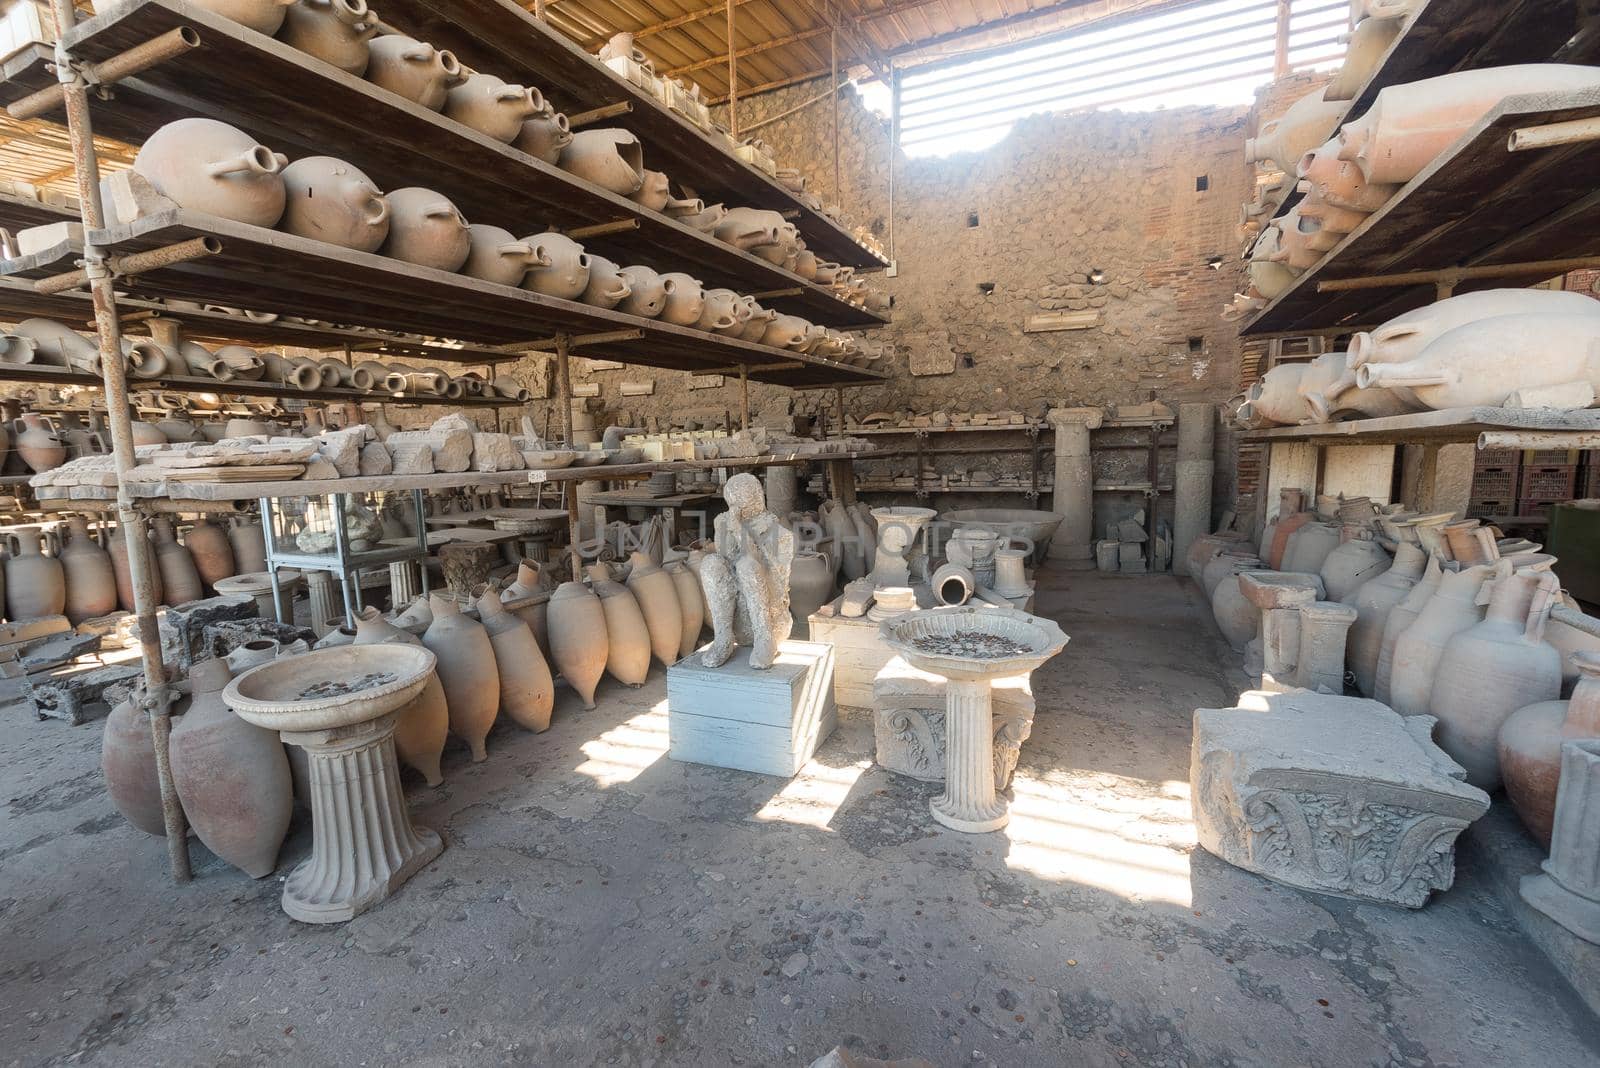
[
  {"x1": 315, "y1": 427, "x2": 369, "y2": 477},
  {"x1": 471, "y1": 432, "x2": 524, "y2": 472},
  {"x1": 387, "y1": 429, "x2": 471, "y2": 473},
  {"x1": 780, "y1": 951, "x2": 809, "y2": 977},
  {"x1": 302, "y1": 457, "x2": 340, "y2": 480},
  {"x1": 839, "y1": 578, "x2": 876, "y2": 619},
  {"x1": 359, "y1": 440, "x2": 392, "y2": 476},
  {"x1": 390, "y1": 442, "x2": 435, "y2": 474},
  {"x1": 28, "y1": 662, "x2": 144, "y2": 725},
  {"x1": 431, "y1": 412, "x2": 475, "y2": 434},
  {"x1": 159, "y1": 595, "x2": 258, "y2": 670},
  {"x1": 1191, "y1": 689, "x2": 1489, "y2": 907},
  {"x1": 808, "y1": 1047, "x2": 935, "y2": 1068}
]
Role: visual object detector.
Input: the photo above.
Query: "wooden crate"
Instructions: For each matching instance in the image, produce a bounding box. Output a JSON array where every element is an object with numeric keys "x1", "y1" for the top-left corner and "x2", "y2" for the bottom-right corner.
[
  {"x1": 666, "y1": 640, "x2": 836, "y2": 778},
  {"x1": 807, "y1": 604, "x2": 898, "y2": 708}
]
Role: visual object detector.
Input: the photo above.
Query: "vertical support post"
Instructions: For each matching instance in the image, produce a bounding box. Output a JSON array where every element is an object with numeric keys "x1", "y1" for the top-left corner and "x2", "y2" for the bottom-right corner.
[
  {"x1": 534, "y1": 0, "x2": 547, "y2": 20},
  {"x1": 913, "y1": 429, "x2": 925, "y2": 499},
  {"x1": 739, "y1": 363, "x2": 750, "y2": 431},
  {"x1": 1173, "y1": 403, "x2": 1216, "y2": 575},
  {"x1": 834, "y1": 386, "x2": 845, "y2": 435},
  {"x1": 555, "y1": 333, "x2": 573, "y2": 445},
  {"x1": 566, "y1": 474, "x2": 584, "y2": 580},
  {"x1": 1144, "y1": 423, "x2": 1161, "y2": 551},
  {"x1": 1274, "y1": 0, "x2": 1291, "y2": 78},
  {"x1": 726, "y1": 0, "x2": 739, "y2": 139},
  {"x1": 889, "y1": 67, "x2": 900, "y2": 261},
  {"x1": 48, "y1": 0, "x2": 188, "y2": 880},
  {"x1": 831, "y1": 28, "x2": 841, "y2": 206}
]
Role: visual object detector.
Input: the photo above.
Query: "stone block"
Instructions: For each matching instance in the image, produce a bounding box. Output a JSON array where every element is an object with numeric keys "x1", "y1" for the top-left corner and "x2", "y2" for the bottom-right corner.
[
  {"x1": 667, "y1": 640, "x2": 836, "y2": 778},
  {"x1": 872, "y1": 654, "x2": 1035, "y2": 789},
  {"x1": 28, "y1": 661, "x2": 144, "y2": 725},
  {"x1": 1191, "y1": 689, "x2": 1490, "y2": 908},
  {"x1": 159, "y1": 595, "x2": 258, "y2": 670},
  {"x1": 203, "y1": 619, "x2": 317, "y2": 662},
  {"x1": 471, "y1": 432, "x2": 524, "y2": 472},
  {"x1": 387, "y1": 429, "x2": 471, "y2": 473},
  {"x1": 390, "y1": 442, "x2": 434, "y2": 474},
  {"x1": 315, "y1": 427, "x2": 368, "y2": 477},
  {"x1": 359, "y1": 440, "x2": 392, "y2": 476}
]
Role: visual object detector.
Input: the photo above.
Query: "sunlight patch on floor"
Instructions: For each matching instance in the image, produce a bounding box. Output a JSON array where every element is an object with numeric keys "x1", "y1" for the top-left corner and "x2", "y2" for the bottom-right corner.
[
  {"x1": 573, "y1": 701, "x2": 671, "y2": 787},
  {"x1": 752, "y1": 758, "x2": 870, "y2": 829}
]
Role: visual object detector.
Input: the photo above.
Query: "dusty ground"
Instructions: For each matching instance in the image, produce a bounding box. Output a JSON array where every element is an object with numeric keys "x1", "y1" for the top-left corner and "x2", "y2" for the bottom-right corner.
[{"x1": 2, "y1": 570, "x2": 1596, "y2": 1067}]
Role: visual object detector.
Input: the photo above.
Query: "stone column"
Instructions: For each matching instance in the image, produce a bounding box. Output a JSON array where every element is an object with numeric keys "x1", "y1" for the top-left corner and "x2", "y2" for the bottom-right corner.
[
  {"x1": 764, "y1": 464, "x2": 798, "y2": 520},
  {"x1": 1047, "y1": 407, "x2": 1104, "y2": 569},
  {"x1": 1522, "y1": 739, "x2": 1600, "y2": 944},
  {"x1": 930, "y1": 678, "x2": 1009, "y2": 833},
  {"x1": 1173, "y1": 403, "x2": 1215, "y2": 576},
  {"x1": 1293, "y1": 601, "x2": 1358, "y2": 694},
  {"x1": 304, "y1": 570, "x2": 342, "y2": 637},
  {"x1": 279, "y1": 712, "x2": 445, "y2": 923},
  {"x1": 388, "y1": 559, "x2": 421, "y2": 611}
]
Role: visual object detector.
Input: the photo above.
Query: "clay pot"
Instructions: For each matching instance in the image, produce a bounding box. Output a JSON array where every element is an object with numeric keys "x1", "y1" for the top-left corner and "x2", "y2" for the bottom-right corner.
[
  {"x1": 461, "y1": 224, "x2": 542, "y2": 287},
  {"x1": 1246, "y1": 88, "x2": 1348, "y2": 171},
  {"x1": 1343, "y1": 542, "x2": 1425, "y2": 696},
  {"x1": 109, "y1": 526, "x2": 162, "y2": 611},
  {"x1": 629, "y1": 168, "x2": 671, "y2": 211},
  {"x1": 101, "y1": 689, "x2": 166, "y2": 836},
  {"x1": 1239, "y1": 362, "x2": 1312, "y2": 427},
  {"x1": 761, "y1": 314, "x2": 811, "y2": 350},
  {"x1": 1202, "y1": 550, "x2": 1260, "y2": 603},
  {"x1": 1324, "y1": 13, "x2": 1403, "y2": 102},
  {"x1": 1500, "y1": 653, "x2": 1600, "y2": 848},
  {"x1": 380, "y1": 187, "x2": 471, "y2": 271},
  {"x1": 421, "y1": 593, "x2": 499, "y2": 761},
  {"x1": 6, "y1": 527, "x2": 64, "y2": 620},
  {"x1": 59, "y1": 517, "x2": 117, "y2": 624},
  {"x1": 445, "y1": 72, "x2": 545, "y2": 143},
  {"x1": 1296, "y1": 137, "x2": 1398, "y2": 212},
  {"x1": 477, "y1": 586, "x2": 555, "y2": 732},
  {"x1": 696, "y1": 288, "x2": 742, "y2": 333},
  {"x1": 1280, "y1": 521, "x2": 1340, "y2": 577},
  {"x1": 365, "y1": 34, "x2": 463, "y2": 111},
  {"x1": 184, "y1": 518, "x2": 237, "y2": 591},
  {"x1": 279, "y1": 155, "x2": 390, "y2": 252},
  {"x1": 192, "y1": 0, "x2": 296, "y2": 34},
  {"x1": 623, "y1": 551, "x2": 683, "y2": 669},
  {"x1": 0, "y1": 333, "x2": 37, "y2": 366},
  {"x1": 788, "y1": 549, "x2": 833, "y2": 625},
  {"x1": 133, "y1": 117, "x2": 286, "y2": 227},
  {"x1": 1319, "y1": 533, "x2": 1391, "y2": 602},
  {"x1": 1374, "y1": 552, "x2": 1443, "y2": 704},
  {"x1": 1339, "y1": 65, "x2": 1600, "y2": 184},
  {"x1": 1430, "y1": 570, "x2": 1563, "y2": 791},
  {"x1": 547, "y1": 580, "x2": 608, "y2": 709},
  {"x1": 616, "y1": 265, "x2": 667, "y2": 319},
  {"x1": 521, "y1": 232, "x2": 592, "y2": 300},
  {"x1": 558, "y1": 129, "x2": 645, "y2": 195},
  {"x1": 280, "y1": 0, "x2": 379, "y2": 75},
  {"x1": 664, "y1": 561, "x2": 704, "y2": 660},
  {"x1": 500, "y1": 560, "x2": 550, "y2": 656},
  {"x1": 579, "y1": 255, "x2": 632, "y2": 309},
  {"x1": 350, "y1": 606, "x2": 448, "y2": 784},
  {"x1": 16, "y1": 412, "x2": 66, "y2": 473},
  {"x1": 152, "y1": 517, "x2": 205, "y2": 607},
  {"x1": 1356, "y1": 314, "x2": 1600, "y2": 410},
  {"x1": 657, "y1": 273, "x2": 706, "y2": 327},
  {"x1": 587, "y1": 564, "x2": 650, "y2": 686},
  {"x1": 713, "y1": 207, "x2": 784, "y2": 251},
  {"x1": 172, "y1": 657, "x2": 293, "y2": 878},
  {"x1": 1211, "y1": 568, "x2": 1260, "y2": 651},
  {"x1": 514, "y1": 108, "x2": 573, "y2": 164},
  {"x1": 738, "y1": 301, "x2": 778, "y2": 343},
  {"x1": 225, "y1": 517, "x2": 267, "y2": 575},
  {"x1": 1185, "y1": 531, "x2": 1250, "y2": 583},
  {"x1": 1388, "y1": 561, "x2": 1500, "y2": 717}
]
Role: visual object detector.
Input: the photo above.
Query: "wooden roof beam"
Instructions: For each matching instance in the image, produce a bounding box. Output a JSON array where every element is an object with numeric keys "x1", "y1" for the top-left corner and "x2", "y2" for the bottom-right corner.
[
  {"x1": 578, "y1": 0, "x2": 766, "y2": 47},
  {"x1": 666, "y1": 25, "x2": 832, "y2": 76},
  {"x1": 800, "y1": 0, "x2": 893, "y2": 84}
]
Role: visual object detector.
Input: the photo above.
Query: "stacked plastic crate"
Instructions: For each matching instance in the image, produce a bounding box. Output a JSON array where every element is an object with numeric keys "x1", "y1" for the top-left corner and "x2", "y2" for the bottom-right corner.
[
  {"x1": 1519, "y1": 449, "x2": 1582, "y2": 520},
  {"x1": 1466, "y1": 446, "x2": 1521, "y2": 521}
]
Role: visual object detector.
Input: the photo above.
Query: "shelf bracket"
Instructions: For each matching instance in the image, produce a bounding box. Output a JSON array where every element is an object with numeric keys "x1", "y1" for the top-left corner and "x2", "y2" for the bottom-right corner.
[
  {"x1": 517, "y1": 328, "x2": 645, "y2": 352},
  {"x1": 36, "y1": 236, "x2": 221, "y2": 295},
  {"x1": 567, "y1": 101, "x2": 633, "y2": 128},
  {"x1": 564, "y1": 219, "x2": 639, "y2": 240},
  {"x1": 750, "y1": 286, "x2": 804, "y2": 300},
  {"x1": 1315, "y1": 255, "x2": 1600, "y2": 294},
  {"x1": 7, "y1": 26, "x2": 201, "y2": 120}
]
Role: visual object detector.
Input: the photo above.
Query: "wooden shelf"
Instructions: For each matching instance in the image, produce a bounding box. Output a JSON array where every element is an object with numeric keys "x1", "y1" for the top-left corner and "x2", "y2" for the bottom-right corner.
[
  {"x1": 1242, "y1": 87, "x2": 1600, "y2": 336},
  {"x1": 850, "y1": 422, "x2": 1042, "y2": 435},
  {"x1": 372, "y1": 0, "x2": 890, "y2": 271},
  {"x1": 0, "y1": 210, "x2": 889, "y2": 387},
  {"x1": 1242, "y1": 406, "x2": 1600, "y2": 446},
  {"x1": 0, "y1": 361, "x2": 516, "y2": 406},
  {"x1": 0, "y1": 0, "x2": 884, "y2": 329}
]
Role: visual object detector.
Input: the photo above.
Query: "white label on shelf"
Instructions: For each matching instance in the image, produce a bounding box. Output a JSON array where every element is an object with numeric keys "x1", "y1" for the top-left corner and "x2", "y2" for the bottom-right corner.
[{"x1": 528, "y1": 470, "x2": 548, "y2": 484}]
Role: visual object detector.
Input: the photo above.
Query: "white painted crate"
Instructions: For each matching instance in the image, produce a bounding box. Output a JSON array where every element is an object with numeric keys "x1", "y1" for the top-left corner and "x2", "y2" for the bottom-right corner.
[
  {"x1": 667, "y1": 640, "x2": 836, "y2": 778},
  {"x1": 806, "y1": 608, "x2": 893, "y2": 709}
]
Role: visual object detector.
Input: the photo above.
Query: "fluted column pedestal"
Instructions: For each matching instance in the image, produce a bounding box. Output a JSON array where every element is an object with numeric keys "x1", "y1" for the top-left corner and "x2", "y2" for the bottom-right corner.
[
  {"x1": 389, "y1": 560, "x2": 421, "y2": 611},
  {"x1": 279, "y1": 712, "x2": 444, "y2": 924},
  {"x1": 1523, "y1": 739, "x2": 1600, "y2": 944},
  {"x1": 931, "y1": 677, "x2": 1009, "y2": 833},
  {"x1": 305, "y1": 571, "x2": 342, "y2": 637},
  {"x1": 1047, "y1": 408, "x2": 1104, "y2": 569}
]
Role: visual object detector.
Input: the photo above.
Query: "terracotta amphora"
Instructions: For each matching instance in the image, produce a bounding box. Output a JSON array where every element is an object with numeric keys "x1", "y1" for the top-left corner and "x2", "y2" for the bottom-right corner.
[
  {"x1": 623, "y1": 551, "x2": 683, "y2": 668},
  {"x1": 521, "y1": 232, "x2": 592, "y2": 300},
  {"x1": 352, "y1": 606, "x2": 448, "y2": 784},
  {"x1": 788, "y1": 549, "x2": 834, "y2": 626},
  {"x1": 280, "y1": 0, "x2": 379, "y2": 75},
  {"x1": 587, "y1": 563, "x2": 651, "y2": 686},
  {"x1": 1388, "y1": 560, "x2": 1499, "y2": 716},
  {"x1": 0, "y1": 333, "x2": 37, "y2": 366},
  {"x1": 616, "y1": 265, "x2": 667, "y2": 319},
  {"x1": 1339, "y1": 65, "x2": 1600, "y2": 184},
  {"x1": 444, "y1": 73, "x2": 546, "y2": 143},
  {"x1": 713, "y1": 207, "x2": 785, "y2": 251},
  {"x1": 1211, "y1": 566, "x2": 1261, "y2": 651},
  {"x1": 1343, "y1": 541, "x2": 1425, "y2": 696},
  {"x1": 109, "y1": 525, "x2": 163, "y2": 611},
  {"x1": 1280, "y1": 520, "x2": 1340, "y2": 577},
  {"x1": 1247, "y1": 226, "x2": 1298, "y2": 301},
  {"x1": 183, "y1": 518, "x2": 237, "y2": 593},
  {"x1": 738, "y1": 301, "x2": 778, "y2": 343},
  {"x1": 1430, "y1": 570, "x2": 1563, "y2": 791},
  {"x1": 547, "y1": 580, "x2": 608, "y2": 708},
  {"x1": 16, "y1": 412, "x2": 66, "y2": 472},
  {"x1": 132, "y1": 117, "x2": 286, "y2": 227},
  {"x1": 365, "y1": 34, "x2": 464, "y2": 111},
  {"x1": 462, "y1": 224, "x2": 543, "y2": 287},
  {"x1": 152, "y1": 517, "x2": 205, "y2": 607},
  {"x1": 192, "y1": 0, "x2": 296, "y2": 34},
  {"x1": 1202, "y1": 550, "x2": 1260, "y2": 603},
  {"x1": 380, "y1": 187, "x2": 471, "y2": 272},
  {"x1": 697, "y1": 288, "x2": 742, "y2": 333},
  {"x1": 629, "y1": 168, "x2": 671, "y2": 212},
  {"x1": 514, "y1": 107, "x2": 573, "y2": 164},
  {"x1": 1245, "y1": 88, "x2": 1347, "y2": 171},
  {"x1": 59, "y1": 517, "x2": 117, "y2": 624},
  {"x1": 101, "y1": 688, "x2": 166, "y2": 836},
  {"x1": 761, "y1": 314, "x2": 811, "y2": 350},
  {"x1": 658, "y1": 273, "x2": 706, "y2": 327},
  {"x1": 665, "y1": 561, "x2": 705, "y2": 660},
  {"x1": 14, "y1": 318, "x2": 100, "y2": 372},
  {"x1": 1185, "y1": 530, "x2": 1250, "y2": 582},
  {"x1": 123, "y1": 337, "x2": 175, "y2": 379},
  {"x1": 279, "y1": 155, "x2": 390, "y2": 252},
  {"x1": 6, "y1": 527, "x2": 64, "y2": 620},
  {"x1": 1238, "y1": 362, "x2": 1310, "y2": 427},
  {"x1": 1499, "y1": 652, "x2": 1600, "y2": 848},
  {"x1": 1319, "y1": 531, "x2": 1391, "y2": 602},
  {"x1": 1356, "y1": 314, "x2": 1600, "y2": 410},
  {"x1": 558, "y1": 128, "x2": 645, "y2": 195},
  {"x1": 822, "y1": 500, "x2": 865, "y2": 581},
  {"x1": 477, "y1": 586, "x2": 555, "y2": 732},
  {"x1": 579, "y1": 255, "x2": 633, "y2": 309},
  {"x1": 228, "y1": 516, "x2": 269, "y2": 574},
  {"x1": 1374, "y1": 553, "x2": 1443, "y2": 703},
  {"x1": 421, "y1": 592, "x2": 499, "y2": 761},
  {"x1": 1324, "y1": 13, "x2": 1403, "y2": 102},
  {"x1": 501, "y1": 560, "x2": 551, "y2": 657},
  {"x1": 681, "y1": 203, "x2": 727, "y2": 234},
  {"x1": 172, "y1": 657, "x2": 293, "y2": 878},
  {"x1": 1296, "y1": 137, "x2": 1398, "y2": 212}
]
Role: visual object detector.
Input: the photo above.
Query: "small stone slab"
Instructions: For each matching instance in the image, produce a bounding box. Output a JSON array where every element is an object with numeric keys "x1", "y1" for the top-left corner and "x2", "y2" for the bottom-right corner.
[
  {"x1": 388, "y1": 429, "x2": 471, "y2": 473},
  {"x1": 28, "y1": 661, "x2": 143, "y2": 725},
  {"x1": 204, "y1": 619, "x2": 317, "y2": 662},
  {"x1": 1191, "y1": 689, "x2": 1490, "y2": 908}
]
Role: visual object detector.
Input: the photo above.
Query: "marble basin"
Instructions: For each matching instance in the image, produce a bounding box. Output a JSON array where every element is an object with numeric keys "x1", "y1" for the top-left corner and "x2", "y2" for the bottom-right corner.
[
  {"x1": 880, "y1": 605, "x2": 1068, "y2": 684},
  {"x1": 522, "y1": 449, "x2": 577, "y2": 469},
  {"x1": 940, "y1": 509, "x2": 1065, "y2": 561},
  {"x1": 224, "y1": 643, "x2": 436, "y2": 733}
]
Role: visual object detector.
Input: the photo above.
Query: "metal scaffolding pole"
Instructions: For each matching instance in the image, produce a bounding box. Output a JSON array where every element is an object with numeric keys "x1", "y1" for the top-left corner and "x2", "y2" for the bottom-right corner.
[{"x1": 726, "y1": 0, "x2": 739, "y2": 138}]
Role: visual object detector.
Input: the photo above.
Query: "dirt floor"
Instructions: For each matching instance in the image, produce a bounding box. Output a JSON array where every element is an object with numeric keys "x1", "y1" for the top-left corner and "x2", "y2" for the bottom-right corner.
[{"x1": 2, "y1": 569, "x2": 1597, "y2": 1067}]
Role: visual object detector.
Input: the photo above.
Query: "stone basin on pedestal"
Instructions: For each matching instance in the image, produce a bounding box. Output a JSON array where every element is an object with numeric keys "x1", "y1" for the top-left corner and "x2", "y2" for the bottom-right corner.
[
  {"x1": 223, "y1": 644, "x2": 445, "y2": 924},
  {"x1": 868, "y1": 507, "x2": 937, "y2": 588},
  {"x1": 880, "y1": 606, "x2": 1069, "y2": 833}
]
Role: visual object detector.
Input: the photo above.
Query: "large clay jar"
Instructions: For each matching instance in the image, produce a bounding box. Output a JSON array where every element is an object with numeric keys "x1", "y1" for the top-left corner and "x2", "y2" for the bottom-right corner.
[
  {"x1": 1430, "y1": 570, "x2": 1563, "y2": 791},
  {"x1": 1388, "y1": 560, "x2": 1498, "y2": 716},
  {"x1": 109, "y1": 526, "x2": 163, "y2": 611},
  {"x1": 623, "y1": 551, "x2": 683, "y2": 668},
  {"x1": 444, "y1": 72, "x2": 545, "y2": 143},
  {"x1": 132, "y1": 117, "x2": 286, "y2": 227},
  {"x1": 462, "y1": 224, "x2": 542, "y2": 287},
  {"x1": 762, "y1": 314, "x2": 811, "y2": 350},
  {"x1": 15, "y1": 318, "x2": 100, "y2": 372},
  {"x1": 420, "y1": 592, "x2": 499, "y2": 761},
  {"x1": 1211, "y1": 567, "x2": 1260, "y2": 651},
  {"x1": 1356, "y1": 314, "x2": 1600, "y2": 410},
  {"x1": 193, "y1": 0, "x2": 296, "y2": 34},
  {"x1": 1374, "y1": 552, "x2": 1443, "y2": 704},
  {"x1": 1239, "y1": 362, "x2": 1310, "y2": 426},
  {"x1": 59, "y1": 517, "x2": 117, "y2": 624},
  {"x1": 1245, "y1": 88, "x2": 1348, "y2": 171},
  {"x1": 697, "y1": 288, "x2": 743, "y2": 333},
  {"x1": 476, "y1": 587, "x2": 555, "y2": 732},
  {"x1": 1280, "y1": 520, "x2": 1340, "y2": 576},
  {"x1": 514, "y1": 108, "x2": 572, "y2": 164},
  {"x1": 353, "y1": 606, "x2": 448, "y2": 785},
  {"x1": 380, "y1": 187, "x2": 471, "y2": 271},
  {"x1": 521, "y1": 232, "x2": 591, "y2": 300},
  {"x1": 1324, "y1": 13, "x2": 1403, "y2": 102},
  {"x1": 1267, "y1": 512, "x2": 1312, "y2": 570},
  {"x1": 6, "y1": 527, "x2": 64, "y2": 620},
  {"x1": 713, "y1": 207, "x2": 785, "y2": 251},
  {"x1": 152, "y1": 517, "x2": 205, "y2": 607},
  {"x1": 616, "y1": 265, "x2": 667, "y2": 319},
  {"x1": 558, "y1": 129, "x2": 645, "y2": 195},
  {"x1": 500, "y1": 560, "x2": 550, "y2": 654},
  {"x1": 665, "y1": 561, "x2": 705, "y2": 660},
  {"x1": 365, "y1": 34, "x2": 463, "y2": 111},
  {"x1": 1319, "y1": 532, "x2": 1390, "y2": 602},
  {"x1": 1500, "y1": 653, "x2": 1600, "y2": 848},
  {"x1": 629, "y1": 168, "x2": 671, "y2": 211},
  {"x1": 228, "y1": 515, "x2": 268, "y2": 574},
  {"x1": 170, "y1": 657, "x2": 293, "y2": 878},
  {"x1": 279, "y1": 155, "x2": 390, "y2": 252},
  {"x1": 658, "y1": 273, "x2": 706, "y2": 327},
  {"x1": 101, "y1": 690, "x2": 166, "y2": 836},
  {"x1": 587, "y1": 564, "x2": 650, "y2": 686},
  {"x1": 280, "y1": 0, "x2": 379, "y2": 75},
  {"x1": 1343, "y1": 541, "x2": 1425, "y2": 696},
  {"x1": 1184, "y1": 530, "x2": 1249, "y2": 583},
  {"x1": 547, "y1": 580, "x2": 608, "y2": 709},
  {"x1": 579, "y1": 255, "x2": 632, "y2": 309},
  {"x1": 1202, "y1": 549, "x2": 1260, "y2": 603},
  {"x1": 16, "y1": 413, "x2": 66, "y2": 473},
  {"x1": 184, "y1": 518, "x2": 237, "y2": 592},
  {"x1": 1296, "y1": 136, "x2": 1398, "y2": 212},
  {"x1": 788, "y1": 549, "x2": 833, "y2": 625}
]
